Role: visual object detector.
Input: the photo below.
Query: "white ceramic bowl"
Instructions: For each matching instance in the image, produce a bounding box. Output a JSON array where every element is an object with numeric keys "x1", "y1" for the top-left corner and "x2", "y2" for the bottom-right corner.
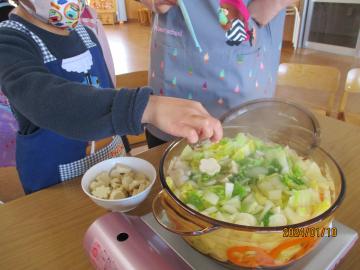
[{"x1": 81, "y1": 157, "x2": 156, "y2": 212}]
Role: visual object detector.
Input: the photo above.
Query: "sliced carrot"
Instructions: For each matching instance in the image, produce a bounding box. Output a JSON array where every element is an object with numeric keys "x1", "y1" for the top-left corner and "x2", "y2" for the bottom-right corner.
[
  {"x1": 291, "y1": 238, "x2": 317, "y2": 260},
  {"x1": 269, "y1": 237, "x2": 315, "y2": 259},
  {"x1": 227, "y1": 246, "x2": 275, "y2": 267}
]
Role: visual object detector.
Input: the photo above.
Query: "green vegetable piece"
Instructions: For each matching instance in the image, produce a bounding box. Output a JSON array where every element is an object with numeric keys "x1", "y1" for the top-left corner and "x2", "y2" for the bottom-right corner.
[
  {"x1": 290, "y1": 164, "x2": 305, "y2": 185},
  {"x1": 166, "y1": 177, "x2": 175, "y2": 190},
  {"x1": 190, "y1": 173, "x2": 212, "y2": 184},
  {"x1": 281, "y1": 174, "x2": 305, "y2": 189},
  {"x1": 208, "y1": 185, "x2": 226, "y2": 200},
  {"x1": 179, "y1": 182, "x2": 196, "y2": 200},
  {"x1": 232, "y1": 149, "x2": 245, "y2": 161},
  {"x1": 262, "y1": 210, "x2": 273, "y2": 227},
  {"x1": 234, "y1": 133, "x2": 247, "y2": 146},
  {"x1": 290, "y1": 175, "x2": 305, "y2": 186},
  {"x1": 185, "y1": 191, "x2": 205, "y2": 211},
  {"x1": 180, "y1": 145, "x2": 194, "y2": 160},
  {"x1": 233, "y1": 182, "x2": 248, "y2": 199},
  {"x1": 219, "y1": 137, "x2": 230, "y2": 145},
  {"x1": 268, "y1": 159, "x2": 282, "y2": 175},
  {"x1": 281, "y1": 174, "x2": 292, "y2": 187}
]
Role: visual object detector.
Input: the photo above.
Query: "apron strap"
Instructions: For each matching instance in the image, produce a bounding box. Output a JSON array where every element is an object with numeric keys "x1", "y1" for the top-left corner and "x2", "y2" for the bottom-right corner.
[
  {"x1": 58, "y1": 135, "x2": 125, "y2": 181},
  {"x1": 74, "y1": 24, "x2": 97, "y2": 50},
  {"x1": 0, "y1": 20, "x2": 57, "y2": 64}
]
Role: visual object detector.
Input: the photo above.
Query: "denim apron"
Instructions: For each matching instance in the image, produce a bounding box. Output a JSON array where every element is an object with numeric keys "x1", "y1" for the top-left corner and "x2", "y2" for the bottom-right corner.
[
  {"x1": 0, "y1": 20, "x2": 125, "y2": 194},
  {"x1": 148, "y1": 0, "x2": 285, "y2": 140}
]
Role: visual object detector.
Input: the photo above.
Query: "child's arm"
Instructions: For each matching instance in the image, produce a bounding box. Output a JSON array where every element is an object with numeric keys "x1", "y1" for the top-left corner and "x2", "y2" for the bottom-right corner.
[
  {"x1": 137, "y1": 0, "x2": 177, "y2": 14},
  {"x1": 248, "y1": 0, "x2": 296, "y2": 26},
  {"x1": 0, "y1": 29, "x2": 145, "y2": 140},
  {"x1": 0, "y1": 28, "x2": 222, "y2": 143}
]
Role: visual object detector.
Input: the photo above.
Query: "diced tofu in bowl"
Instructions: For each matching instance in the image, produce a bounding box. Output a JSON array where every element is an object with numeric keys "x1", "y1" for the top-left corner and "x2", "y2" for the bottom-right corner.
[{"x1": 81, "y1": 157, "x2": 156, "y2": 212}]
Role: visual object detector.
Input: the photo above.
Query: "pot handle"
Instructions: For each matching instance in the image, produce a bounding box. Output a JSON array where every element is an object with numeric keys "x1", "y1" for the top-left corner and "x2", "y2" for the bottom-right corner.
[{"x1": 152, "y1": 190, "x2": 219, "y2": 236}]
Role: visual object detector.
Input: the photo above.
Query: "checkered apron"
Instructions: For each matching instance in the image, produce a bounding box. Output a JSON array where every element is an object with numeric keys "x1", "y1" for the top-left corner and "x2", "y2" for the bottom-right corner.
[
  {"x1": 0, "y1": 20, "x2": 125, "y2": 191},
  {"x1": 59, "y1": 136, "x2": 125, "y2": 181}
]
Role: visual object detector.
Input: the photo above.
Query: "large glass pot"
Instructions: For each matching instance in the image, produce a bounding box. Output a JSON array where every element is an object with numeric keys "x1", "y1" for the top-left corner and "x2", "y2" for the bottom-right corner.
[{"x1": 153, "y1": 99, "x2": 345, "y2": 269}]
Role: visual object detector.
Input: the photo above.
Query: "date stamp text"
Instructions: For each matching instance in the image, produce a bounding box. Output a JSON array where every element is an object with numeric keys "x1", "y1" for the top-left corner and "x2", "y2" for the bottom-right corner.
[{"x1": 283, "y1": 227, "x2": 337, "y2": 237}]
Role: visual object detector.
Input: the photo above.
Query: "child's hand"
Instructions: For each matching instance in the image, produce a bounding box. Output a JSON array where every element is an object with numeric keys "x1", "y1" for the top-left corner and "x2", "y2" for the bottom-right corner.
[
  {"x1": 154, "y1": 0, "x2": 178, "y2": 14},
  {"x1": 249, "y1": 0, "x2": 297, "y2": 26},
  {"x1": 138, "y1": 0, "x2": 177, "y2": 14},
  {"x1": 142, "y1": 96, "x2": 223, "y2": 144}
]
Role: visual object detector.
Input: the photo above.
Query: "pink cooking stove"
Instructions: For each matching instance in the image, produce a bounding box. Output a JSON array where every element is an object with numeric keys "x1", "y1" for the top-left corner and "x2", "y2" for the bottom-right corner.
[{"x1": 83, "y1": 212, "x2": 358, "y2": 270}]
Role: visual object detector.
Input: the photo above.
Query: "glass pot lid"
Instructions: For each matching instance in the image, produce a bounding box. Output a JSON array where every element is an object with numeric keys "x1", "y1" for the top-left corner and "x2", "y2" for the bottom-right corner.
[{"x1": 220, "y1": 98, "x2": 321, "y2": 156}]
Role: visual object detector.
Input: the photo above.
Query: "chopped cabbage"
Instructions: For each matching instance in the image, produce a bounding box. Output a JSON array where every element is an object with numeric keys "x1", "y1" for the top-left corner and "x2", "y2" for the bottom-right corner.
[{"x1": 167, "y1": 133, "x2": 334, "y2": 227}]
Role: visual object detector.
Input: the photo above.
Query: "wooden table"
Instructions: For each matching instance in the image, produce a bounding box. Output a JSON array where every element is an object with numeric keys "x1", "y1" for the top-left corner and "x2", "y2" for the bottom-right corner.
[{"x1": 0, "y1": 116, "x2": 359, "y2": 270}]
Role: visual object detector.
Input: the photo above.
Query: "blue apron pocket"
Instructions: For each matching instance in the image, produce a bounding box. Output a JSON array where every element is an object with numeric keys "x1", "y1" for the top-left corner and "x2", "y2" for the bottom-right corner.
[{"x1": 16, "y1": 128, "x2": 87, "y2": 194}]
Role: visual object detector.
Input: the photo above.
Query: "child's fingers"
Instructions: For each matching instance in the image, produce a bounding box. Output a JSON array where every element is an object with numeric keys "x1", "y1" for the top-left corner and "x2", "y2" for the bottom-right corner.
[
  {"x1": 186, "y1": 114, "x2": 223, "y2": 143},
  {"x1": 210, "y1": 118, "x2": 223, "y2": 142},
  {"x1": 165, "y1": 0, "x2": 177, "y2": 4},
  {"x1": 186, "y1": 115, "x2": 223, "y2": 142},
  {"x1": 176, "y1": 125, "x2": 199, "y2": 144},
  {"x1": 143, "y1": 95, "x2": 222, "y2": 143},
  {"x1": 158, "y1": 0, "x2": 177, "y2": 6},
  {"x1": 187, "y1": 115, "x2": 215, "y2": 140},
  {"x1": 199, "y1": 121, "x2": 215, "y2": 141},
  {"x1": 192, "y1": 113, "x2": 223, "y2": 142}
]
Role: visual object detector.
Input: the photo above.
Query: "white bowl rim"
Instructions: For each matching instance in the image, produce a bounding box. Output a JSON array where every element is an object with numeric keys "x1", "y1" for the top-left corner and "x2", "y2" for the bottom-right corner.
[{"x1": 81, "y1": 157, "x2": 156, "y2": 203}]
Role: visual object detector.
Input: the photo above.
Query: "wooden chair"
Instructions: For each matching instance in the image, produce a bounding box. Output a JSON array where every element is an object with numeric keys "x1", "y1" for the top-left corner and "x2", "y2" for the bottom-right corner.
[
  {"x1": 137, "y1": 8, "x2": 152, "y2": 26},
  {"x1": 116, "y1": 71, "x2": 148, "y2": 89},
  {"x1": 338, "y1": 68, "x2": 360, "y2": 126},
  {"x1": 116, "y1": 71, "x2": 149, "y2": 147},
  {"x1": 276, "y1": 63, "x2": 341, "y2": 116}
]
